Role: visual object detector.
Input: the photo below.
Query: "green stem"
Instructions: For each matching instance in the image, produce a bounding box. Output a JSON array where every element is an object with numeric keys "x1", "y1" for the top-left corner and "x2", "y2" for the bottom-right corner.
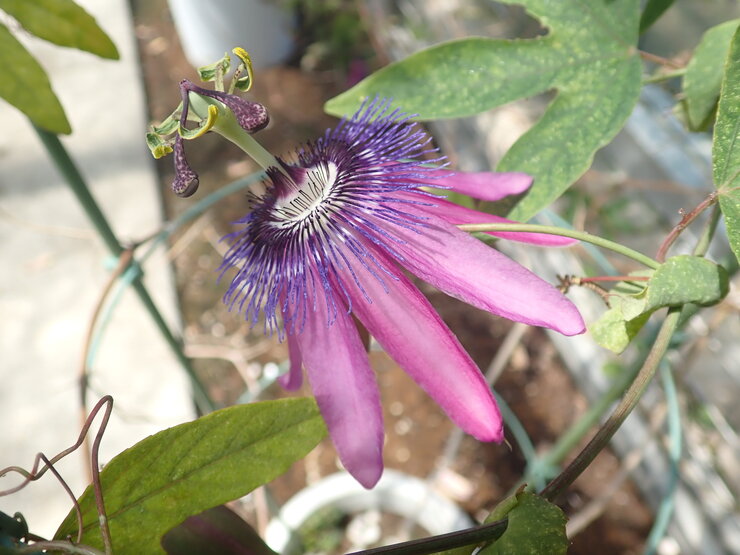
[
  {"x1": 188, "y1": 93, "x2": 280, "y2": 171},
  {"x1": 642, "y1": 68, "x2": 686, "y2": 84},
  {"x1": 349, "y1": 518, "x2": 508, "y2": 555},
  {"x1": 540, "y1": 307, "x2": 682, "y2": 501},
  {"x1": 459, "y1": 223, "x2": 660, "y2": 269},
  {"x1": 33, "y1": 125, "x2": 215, "y2": 414},
  {"x1": 693, "y1": 203, "x2": 721, "y2": 257}
]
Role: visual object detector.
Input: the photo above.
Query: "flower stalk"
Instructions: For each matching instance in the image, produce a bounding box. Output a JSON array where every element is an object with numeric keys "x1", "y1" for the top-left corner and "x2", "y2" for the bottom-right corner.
[
  {"x1": 459, "y1": 223, "x2": 661, "y2": 269},
  {"x1": 32, "y1": 124, "x2": 215, "y2": 415}
]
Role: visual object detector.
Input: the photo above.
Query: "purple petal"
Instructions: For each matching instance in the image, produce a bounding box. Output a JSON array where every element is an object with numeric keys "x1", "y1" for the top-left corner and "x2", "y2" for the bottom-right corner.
[
  {"x1": 413, "y1": 170, "x2": 533, "y2": 201},
  {"x1": 278, "y1": 333, "x2": 303, "y2": 391},
  {"x1": 342, "y1": 254, "x2": 503, "y2": 442},
  {"x1": 396, "y1": 192, "x2": 576, "y2": 246},
  {"x1": 388, "y1": 215, "x2": 585, "y2": 336},
  {"x1": 292, "y1": 286, "x2": 384, "y2": 489}
]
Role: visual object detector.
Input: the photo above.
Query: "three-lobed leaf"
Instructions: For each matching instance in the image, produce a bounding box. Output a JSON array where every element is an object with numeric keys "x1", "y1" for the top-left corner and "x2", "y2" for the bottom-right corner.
[
  {"x1": 0, "y1": 0, "x2": 118, "y2": 59},
  {"x1": 54, "y1": 398, "x2": 326, "y2": 554},
  {"x1": 713, "y1": 27, "x2": 740, "y2": 264},
  {"x1": 683, "y1": 19, "x2": 740, "y2": 131},
  {"x1": 0, "y1": 22, "x2": 71, "y2": 134},
  {"x1": 325, "y1": 0, "x2": 643, "y2": 222}
]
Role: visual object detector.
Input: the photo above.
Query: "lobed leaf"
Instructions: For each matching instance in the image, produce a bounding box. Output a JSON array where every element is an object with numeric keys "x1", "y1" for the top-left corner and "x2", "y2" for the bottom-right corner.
[
  {"x1": 0, "y1": 22, "x2": 71, "y2": 133},
  {"x1": 0, "y1": 0, "x2": 118, "y2": 59},
  {"x1": 713, "y1": 27, "x2": 740, "y2": 263},
  {"x1": 683, "y1": 19, "x2": 740, "y2": 131},
  {"x1": 325, "y1": 0, "x2": 642, "y2": 222},
  {"x1": 54, "y1": 398, "x2": 326, "y2": 554},
  {"x1": 480, "y1": 492, "x2": 568, "y2": 554}
]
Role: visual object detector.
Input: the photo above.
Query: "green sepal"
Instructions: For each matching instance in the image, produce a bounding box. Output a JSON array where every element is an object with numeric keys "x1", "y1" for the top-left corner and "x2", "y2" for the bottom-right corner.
[
  {"x1": 146, "y1": 132, "x2": 173, "y2": 159},
  {"x1": 198, "y1": 52, "x2": 231, "y2": 90},
  {"x1": 151, "y1": 104, "x2": 183, "y2": 136}
]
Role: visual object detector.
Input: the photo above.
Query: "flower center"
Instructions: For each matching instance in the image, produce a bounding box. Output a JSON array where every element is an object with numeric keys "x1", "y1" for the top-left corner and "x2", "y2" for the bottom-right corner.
[{"x1": 272, "y1": 162, "x2": 338, "y2": 226}]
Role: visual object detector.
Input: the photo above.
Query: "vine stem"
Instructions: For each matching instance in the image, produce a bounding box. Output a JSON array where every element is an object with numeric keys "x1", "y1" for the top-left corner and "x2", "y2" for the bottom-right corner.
[
  {"x1": 32, "y1": 124, "x2": 215, "y2": 415},
  {"x1": 540, "y1": 307, "x2": 682, "y2": 501},
  {"x1": 643, "y1": 68, "x2": 686, "y2": 84},
  {"x1": 458, "y1": 223, "x2": 660, "y2": 269},
  {"x1": 656, "y1": 192, "x2": 718, "y2": 262},
  {"x1": 348, "y1": 518, "x2": 508, "y2": 555},
  {"x1": 638, "y1": 49, "x2": 683, "y2": 69}
]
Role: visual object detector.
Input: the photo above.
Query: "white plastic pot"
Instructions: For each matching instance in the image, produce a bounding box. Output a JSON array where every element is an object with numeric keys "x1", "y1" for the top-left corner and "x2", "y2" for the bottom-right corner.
[
  {"x1": 167, "y1": 0, "x2": 294, "y2": 69},
  {"x1": 265, "y1": 470, "x2": 474, "y2": 553}
]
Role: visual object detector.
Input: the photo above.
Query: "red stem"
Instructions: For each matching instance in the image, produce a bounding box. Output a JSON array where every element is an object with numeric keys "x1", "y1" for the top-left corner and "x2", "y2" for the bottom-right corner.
[{"x1": 656, "y1": 192, "x2": 718, "y2": 263}]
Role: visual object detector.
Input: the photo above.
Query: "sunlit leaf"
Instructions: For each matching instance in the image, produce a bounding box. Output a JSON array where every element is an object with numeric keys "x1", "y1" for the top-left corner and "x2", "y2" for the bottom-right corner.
[
  {"x1": 713, "y1": 27, "x2": 740, "y2": 264},
  {"x1": 683, "y1": 19, "x2": 740, "y2": 131},
  {"x1": 0, "y1": 22, "x2": 70, "y2": 134},
  {"x1": 0, "y1": 0, "x2": 118, "y2": 59},
  {"x1": 54, "y1": 399, "x2": 326, "y2": 554},
  {"x1": 325, "y1": 0, "x2": 642, "y2": 222}
]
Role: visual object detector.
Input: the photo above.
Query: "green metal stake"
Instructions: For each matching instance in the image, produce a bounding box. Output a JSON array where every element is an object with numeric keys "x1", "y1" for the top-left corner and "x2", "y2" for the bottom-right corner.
[{"x1": 33, "y1": 124, "x2": 215, "y2": 415}]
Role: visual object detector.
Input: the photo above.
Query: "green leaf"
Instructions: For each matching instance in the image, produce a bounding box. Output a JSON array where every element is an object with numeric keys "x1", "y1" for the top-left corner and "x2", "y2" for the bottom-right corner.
[
  {"x1": 161, "y1": 505, "x2": 277, "y2": 555},
  {"x1": 713, "y1": 27, "x2": 740, "y2": 264},
  {"x1": 54, "y1": 398, "x2": 326, "y2": 554},
  {"x1": 683, "y1": 19, "x2": 740, "y2": 131},
  {"x1": 0, "y1": 0, "x2": 118, "y2": 59},
  {"x1": 480, "y1": 492, "x2": 568, "y2": 555},
  {"x1": 639, "y1": 0, "x2": 676, "y2": 34},
  {"x1": 645, "y1": 255, "x2": 729, "y2": 311},
  {"x1": 325, "y1": 0, "x2": 642, "y2": 222},
  {"x1": 0, "y1": 22, "x2": 71, "y2": 134},
  {"x1": 590, "y1": 304, "x2": 651, "y2": 354}
]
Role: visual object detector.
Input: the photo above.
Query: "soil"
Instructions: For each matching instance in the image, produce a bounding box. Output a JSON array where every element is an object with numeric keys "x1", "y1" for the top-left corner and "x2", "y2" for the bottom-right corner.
[{"x1": 131, "y1": 1, "x2": 653, "y2": 552}]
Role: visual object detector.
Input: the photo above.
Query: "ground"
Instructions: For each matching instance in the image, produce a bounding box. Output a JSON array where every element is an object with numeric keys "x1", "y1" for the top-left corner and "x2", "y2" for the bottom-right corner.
[{"x1": 132, "y1": 1, "x2": 653, "y2": 552}]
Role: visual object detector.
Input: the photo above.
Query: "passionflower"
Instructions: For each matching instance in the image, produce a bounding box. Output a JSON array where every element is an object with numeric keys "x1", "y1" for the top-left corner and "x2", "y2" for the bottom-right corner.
[
  {"x1": 167, "y1": 83, "x2": 585, "y2": 488},
  {"x1": 209, "y1": 97, "x2": 585, "y2": 488}
]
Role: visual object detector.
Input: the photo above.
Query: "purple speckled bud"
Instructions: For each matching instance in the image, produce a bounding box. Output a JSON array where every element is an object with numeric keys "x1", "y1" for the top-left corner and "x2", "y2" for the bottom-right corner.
[{"x1": 171, "y1": 135, "x2": 199, "y2": 197}]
